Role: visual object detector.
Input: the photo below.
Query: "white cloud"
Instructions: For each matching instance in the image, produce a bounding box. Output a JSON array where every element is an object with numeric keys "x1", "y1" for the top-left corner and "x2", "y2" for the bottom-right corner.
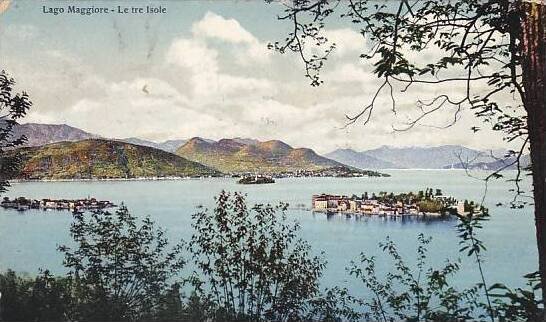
[
  {"x1": 165, "y1": 23, "x2": 274, "y2": 99},
  {"x1": 166, "y1": 38, "x2": 219, "y2": 75},
  {"x1": 323, "y1": 28, "x2": 364, "y2": 56},
  {"x1": 239, "y1": 42, "x2": 271, "y2": 65},
  {"x1": 192, "y1": 11, "x2": 255, "y2": 44},
  {"x1": 58, "y1": 78, "x2": 214, "y2": 140},
  {"x1": 324, "y1": 63, "x2": 374, "y2": 84},
  {"x1": 190, "y1": 11, "x2": 271, "y2": 65}
]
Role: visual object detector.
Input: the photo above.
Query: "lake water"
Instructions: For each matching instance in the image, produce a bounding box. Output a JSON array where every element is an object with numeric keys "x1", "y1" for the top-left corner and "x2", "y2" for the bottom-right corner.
[{"x1": 0, "y1": 170, "x2": 537, "y2": 294}]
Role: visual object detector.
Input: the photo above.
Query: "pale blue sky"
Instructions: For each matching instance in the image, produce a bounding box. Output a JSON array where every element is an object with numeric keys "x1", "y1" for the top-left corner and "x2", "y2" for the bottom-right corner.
[{"x1": 0, "y1": 0, "x2": 514, "y2": 153}]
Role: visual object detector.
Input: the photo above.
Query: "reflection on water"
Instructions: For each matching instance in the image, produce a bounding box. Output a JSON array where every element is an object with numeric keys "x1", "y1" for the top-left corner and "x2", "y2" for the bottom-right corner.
[{"x1": 320, "y1": 211, "x2": 457, "y2": 225}]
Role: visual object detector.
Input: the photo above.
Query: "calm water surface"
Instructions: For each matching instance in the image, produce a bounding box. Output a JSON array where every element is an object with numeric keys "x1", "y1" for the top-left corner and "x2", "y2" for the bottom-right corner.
[{"x1": 0, "y1": 170, "x2": 536, "y2": 293}]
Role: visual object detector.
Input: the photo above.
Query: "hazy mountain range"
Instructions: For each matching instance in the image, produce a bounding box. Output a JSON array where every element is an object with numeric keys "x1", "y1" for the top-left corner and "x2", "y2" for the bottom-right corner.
[
  {"x1": 324, "y1": 149, "x2": 399, "y2": 169},
  {"x1": 13, "y1": 123, "x2": 99, "y2": 147},
  {"x1": 14, "y1": 123, "x2": 199, "y2": 153},
  {"x1": 326, "y1": 146, "x2": 529, "y2": 170},
  {"x1": 11, "y1": 123, "x2": 528, "y2": 173},
  {"x1": 446, "y1": 155, "x2": 531, "y2": 171}
]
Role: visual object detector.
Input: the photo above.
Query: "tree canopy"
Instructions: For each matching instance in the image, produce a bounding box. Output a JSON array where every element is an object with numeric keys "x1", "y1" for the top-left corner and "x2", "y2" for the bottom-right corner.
[{"x1": 0, "y1": 70, "x2": 32, "y2": 194}]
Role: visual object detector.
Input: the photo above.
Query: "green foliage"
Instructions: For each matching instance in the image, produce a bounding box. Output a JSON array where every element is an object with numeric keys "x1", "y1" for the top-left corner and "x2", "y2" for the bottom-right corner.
[
  {"x1": 179, "y1": 291, "x2": 213, "y2": 322},
  {"x1": 0, "y1": 270, "x2": 71, "y2": 321},
  {"x1": 490, "y1": 271, "x2": 543, "y2": 321},
  {"x1": 0, "y1": 270, "x2": 72, "y2": 321},
  {"x1": 371, "y1": 187, "x2": 456, "y2": 214},
  {"x1": 305, "y1": 287, "x2": 360, "y2": 322},
  {"x1": 457, "y1": 210, "x2": 489, "y2": 258},
  {"x1": 155, "y1": 283, "x2": 186, "y2": 322},
  {"x1": 456, "y1": 208, "x2": 498, "y2": 321},
  {"x1": 348, "y1": 234, "x2": 482, "y2": 321},
  {"x1": 188, "y1": 191, "x2": 326, "y2": 321},
  {"x1": 0, "y1": 70, "x2": 32, "y2": 194},
  {"x1": 416, "y1": 199, "x2": 444, "y2": 213},
  {"x1": 57, "y1": 206, "x2": 185, "y2": 321}
]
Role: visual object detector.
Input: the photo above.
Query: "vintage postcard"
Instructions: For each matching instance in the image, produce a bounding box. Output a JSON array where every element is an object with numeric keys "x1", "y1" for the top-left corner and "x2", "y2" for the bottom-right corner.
[{"x1": 0, "y1": 0, "x2": 544, "y2": 321}]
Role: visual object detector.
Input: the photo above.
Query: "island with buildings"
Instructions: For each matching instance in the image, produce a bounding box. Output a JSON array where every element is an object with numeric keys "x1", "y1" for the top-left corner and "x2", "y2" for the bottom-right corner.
[
  {"x1": 1, "y1": 196, "x2": 115, "y2": 213},
  {"x1": 311, "y1": 188, "x2": 482, "y2": 217}
]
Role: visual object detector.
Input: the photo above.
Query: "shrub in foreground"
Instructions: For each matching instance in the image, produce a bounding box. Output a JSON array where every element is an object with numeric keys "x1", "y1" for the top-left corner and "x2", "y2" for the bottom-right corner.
[
  {"x1": 58, "y1": 206, "x2": 185, "y2": 321},
  {"x1": 188, "y1": 191, "x2": 326, "y2": 322}
]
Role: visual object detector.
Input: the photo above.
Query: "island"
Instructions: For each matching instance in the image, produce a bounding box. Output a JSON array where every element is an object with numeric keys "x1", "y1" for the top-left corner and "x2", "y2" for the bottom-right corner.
[
  {"x1": 237, "y1": 175, "x2": 275, "y2": 184},
  {"x1": 311, "y1": 188, "x2": 484, "y2": 217},
  {"x1": 1, "y1": 196, "x2": 115, "y2": 213}
]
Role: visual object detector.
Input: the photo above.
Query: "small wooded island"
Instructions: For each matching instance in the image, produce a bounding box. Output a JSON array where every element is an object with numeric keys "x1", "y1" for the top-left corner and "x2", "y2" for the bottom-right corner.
[{"x1": 237, "y1": 175, "x2": 275, "y2": 184}]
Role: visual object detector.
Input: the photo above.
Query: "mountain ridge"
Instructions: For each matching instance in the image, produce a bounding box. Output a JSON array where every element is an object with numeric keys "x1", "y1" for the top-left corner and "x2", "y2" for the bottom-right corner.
[
  {"x1": 13, "y1": 139, "x2": 220, "y2": 180},
  {"x1": 13, "y1": 123, "x2": 520, "y2": 171},
  {"x1": 13, "y1": 123, "x2": 99, "y2": 147},
  {"x1": 176, "y1": 137, "x2": 345, "y2": 174},
  {"x1": 326, "y1": 146, "x2": 524, "y2": 170}
]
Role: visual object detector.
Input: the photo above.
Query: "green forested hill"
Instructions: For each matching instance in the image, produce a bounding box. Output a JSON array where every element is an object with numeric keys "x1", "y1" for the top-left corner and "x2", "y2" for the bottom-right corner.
[
  {"x1": 12, "y1": 139, "x2": 220, "y2": 180},
  {"x1": 176, "y1": 137, "x2": 345, "y2": 174}
]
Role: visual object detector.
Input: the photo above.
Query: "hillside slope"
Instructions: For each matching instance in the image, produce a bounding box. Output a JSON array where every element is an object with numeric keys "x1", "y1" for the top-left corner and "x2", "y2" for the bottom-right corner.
[
  {"x1": 176, "y1": 138, "x2": 344, "y2": 173},
  {"x1": 13, "y1": 139, "x2": 220, "y2": 180}
]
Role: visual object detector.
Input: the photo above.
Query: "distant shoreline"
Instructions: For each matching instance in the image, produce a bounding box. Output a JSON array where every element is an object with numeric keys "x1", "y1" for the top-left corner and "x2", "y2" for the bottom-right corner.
[
  {"x1": 9, "y1": 176, "x2": 221, "y2": 183},
  {"x1": 7, "y1": 168, "x2": 513, "y2": 183}
]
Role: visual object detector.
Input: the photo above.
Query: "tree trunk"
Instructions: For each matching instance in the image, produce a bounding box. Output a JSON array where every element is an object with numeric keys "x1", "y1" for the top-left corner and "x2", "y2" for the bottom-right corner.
[{"x1": 520, "y1": 0, "x2": 546, "y2": 312}]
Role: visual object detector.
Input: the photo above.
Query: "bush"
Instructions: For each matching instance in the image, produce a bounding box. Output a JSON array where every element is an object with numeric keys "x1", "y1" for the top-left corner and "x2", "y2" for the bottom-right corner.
[
  {"x1": 188, "y1": 191, "x2": 326, "y2": 322},
  {"x1": 0, "y1": 270, "x2": 71, "y2": 321},
  {"x1": 58, "y1": 206, "x2": 185, "y2": 321},
  {"x1": 347, "y1": 234, "x2": 483, "y2": 321}
]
